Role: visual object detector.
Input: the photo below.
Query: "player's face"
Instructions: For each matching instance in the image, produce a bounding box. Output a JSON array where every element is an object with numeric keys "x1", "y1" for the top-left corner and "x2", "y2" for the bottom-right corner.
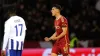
[{"x1": 51, "y1": 7, "x2": 58, "y2": 16}]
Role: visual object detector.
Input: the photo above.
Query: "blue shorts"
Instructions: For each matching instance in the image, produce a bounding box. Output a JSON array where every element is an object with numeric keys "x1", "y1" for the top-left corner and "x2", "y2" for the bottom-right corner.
[{"x1": 6, "y1": 49, "x2": 22, "y2": 56}]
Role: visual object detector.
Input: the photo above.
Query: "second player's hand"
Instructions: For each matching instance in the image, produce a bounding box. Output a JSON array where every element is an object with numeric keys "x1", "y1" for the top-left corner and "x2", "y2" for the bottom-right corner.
[
  {"x1": 1, "y1": 51, "x2": 6, "y2": 56},
  {"x1": 44, "y1": 37, "x2": 50, "y2": 41}
]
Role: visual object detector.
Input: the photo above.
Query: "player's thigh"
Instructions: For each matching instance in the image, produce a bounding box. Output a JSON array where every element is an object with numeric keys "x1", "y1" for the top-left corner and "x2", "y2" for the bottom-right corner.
[
  {"x1": 51, "y1": 53, "x2": 58, "y2": 56},
  {"x1": 6, "y1": 49, "x2": 16, "y2": 56},
  {"x1": 60, "y1": 46, "x2": 69, "y2": 56},
  {"x1": 52, "y1": 45, "x2": 60, "y2": 55},
  {"x1": 17, "y1": 50, "x2": 22, "y2": 56}
]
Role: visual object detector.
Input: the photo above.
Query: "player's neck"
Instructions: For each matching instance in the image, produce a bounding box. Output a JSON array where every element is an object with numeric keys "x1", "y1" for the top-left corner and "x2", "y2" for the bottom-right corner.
[
  {"x1": 10, "y1": 14, "x2": 16, "y2": 17},
  {"x1": 55, "y1": 13, "x2": 62, "y2": 20}
]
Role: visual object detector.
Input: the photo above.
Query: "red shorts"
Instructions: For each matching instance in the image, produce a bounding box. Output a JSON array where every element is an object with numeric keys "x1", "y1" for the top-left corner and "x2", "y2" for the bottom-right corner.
[{"x1": 52, "y1": 42, "x2": 70, "y2": 56}]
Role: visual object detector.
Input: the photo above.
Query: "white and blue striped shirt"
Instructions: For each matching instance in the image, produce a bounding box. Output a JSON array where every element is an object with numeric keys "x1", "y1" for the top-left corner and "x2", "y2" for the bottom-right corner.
[{"x1": 2, "y1": 16, "x2": 26, "y2": 51}]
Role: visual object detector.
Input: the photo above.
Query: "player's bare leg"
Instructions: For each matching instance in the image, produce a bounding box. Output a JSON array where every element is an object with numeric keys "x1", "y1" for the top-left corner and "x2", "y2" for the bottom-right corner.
[
  {"x1": 51, "y1": 53, "x2": 58, "y2": 56},
  {"x1": 63, "y1": 54, "x2": 70, "y2": 56}
]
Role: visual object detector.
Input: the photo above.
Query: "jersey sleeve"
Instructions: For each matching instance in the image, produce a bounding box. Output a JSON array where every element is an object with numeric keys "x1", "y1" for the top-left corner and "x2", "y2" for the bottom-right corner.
[
  {"x1": 22, "y1": 19, "x2": 27, "y2": 31},
  {"x1": 2, "y1": 20, "x2": 10, "y2": 51},
  {"x1": 24, "y1": 23, "x2": 27, "y2": 30},
  {"x1": 61, "y1": 17, "x2": 68, "y2": 27},
  {"x1": 4, "y1": 21, "x2": 11, "y2": 32}
]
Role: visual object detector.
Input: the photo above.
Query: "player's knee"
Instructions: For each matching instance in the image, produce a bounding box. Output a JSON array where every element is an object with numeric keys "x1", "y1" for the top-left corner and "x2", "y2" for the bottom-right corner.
[
  {"x1": 63, "y1": 54, "x2": 70, "y2": 56},
  {"x1": 51, "y1": 53, "x2": 57, "y2": 56}
]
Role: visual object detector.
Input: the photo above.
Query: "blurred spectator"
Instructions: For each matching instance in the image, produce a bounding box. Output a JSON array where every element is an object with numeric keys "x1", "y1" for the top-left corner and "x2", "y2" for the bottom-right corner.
[
  {"x1": 95, "y1": 0, "x2": 100, "y2": 11},
  {"x1": 79, "y1": 40, "x2": 89, "y2": 48},
  {"x1": 70, "y1": 32, "x2": 79, "y2": 48},
  {"x1": 1, "y1": 0, "x2": 100, "y2": 48},
  {"x1": 17, "y1": 3, "x2": 27, "y2": 19}
]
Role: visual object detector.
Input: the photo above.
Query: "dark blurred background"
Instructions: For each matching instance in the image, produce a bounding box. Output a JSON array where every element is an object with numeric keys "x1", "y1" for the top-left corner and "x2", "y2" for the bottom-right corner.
[{"x1": 0, "y1": 0, "x2": 100, "y2": 49}]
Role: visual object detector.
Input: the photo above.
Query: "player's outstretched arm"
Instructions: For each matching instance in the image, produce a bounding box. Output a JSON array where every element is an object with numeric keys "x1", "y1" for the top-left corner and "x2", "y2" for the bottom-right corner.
[
  {"x1": 44, "y1": 32, "x2": 56, "y2": 41},
  {"x1": 49, "y1": 32, "x2": 57, "y2": 40}
]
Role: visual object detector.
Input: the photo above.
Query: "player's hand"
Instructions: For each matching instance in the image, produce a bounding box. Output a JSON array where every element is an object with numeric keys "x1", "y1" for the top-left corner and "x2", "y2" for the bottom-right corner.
[
  {"x1": 1, "y1": 51, "x2": 6, "y2": 56},
  {"x1": 67, "y1": 54, "x2": 70, "y2": 56},
  {"x1": 44, "y1": 37, "x2": 50, "y2": 41}
]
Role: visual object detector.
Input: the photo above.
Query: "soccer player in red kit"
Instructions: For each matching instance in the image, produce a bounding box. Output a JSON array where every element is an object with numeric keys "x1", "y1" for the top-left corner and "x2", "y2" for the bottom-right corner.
[{"x1": 44, "y1": 4, "x2": 70, "y2": 56}]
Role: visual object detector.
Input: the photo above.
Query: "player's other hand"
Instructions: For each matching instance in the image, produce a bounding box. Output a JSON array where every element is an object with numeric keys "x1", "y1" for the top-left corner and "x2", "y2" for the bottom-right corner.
[
  {"x1": 1, "y1": 51, "x2": 6, "y2": 56},
  {"x1": 44, "y1": 37, "x2": 50, "y2": 41}
]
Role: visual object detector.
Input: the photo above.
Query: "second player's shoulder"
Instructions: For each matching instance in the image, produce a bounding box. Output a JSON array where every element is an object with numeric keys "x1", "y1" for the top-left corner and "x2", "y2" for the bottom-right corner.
[
  {"x1": 17, "y1": 16, "x2": 25, "y2": 22},
  {"x1": 5, "y1": 16, "x2": 13, "y2": 24}
]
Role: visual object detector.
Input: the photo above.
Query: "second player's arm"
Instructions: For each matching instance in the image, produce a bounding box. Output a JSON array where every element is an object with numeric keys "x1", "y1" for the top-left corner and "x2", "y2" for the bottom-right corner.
[
  {"x1": 1, "y1": 21, "x2": 10, "y2": 56},
  {"x1": 2, "y1": 21, "x2": 10, "y2": 51},
  {"x1": 2, "y1": 32, "x2": 9, "y2": 51}
]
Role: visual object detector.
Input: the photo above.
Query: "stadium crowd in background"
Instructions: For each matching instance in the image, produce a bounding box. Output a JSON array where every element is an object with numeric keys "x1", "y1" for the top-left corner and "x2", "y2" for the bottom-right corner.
[{"x1": 0, "y1": 0, "x2": 100, "y2": 48}]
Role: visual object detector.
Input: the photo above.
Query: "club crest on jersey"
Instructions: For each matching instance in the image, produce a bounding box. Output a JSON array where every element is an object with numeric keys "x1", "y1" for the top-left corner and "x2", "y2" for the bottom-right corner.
[{"x1": 55, "y1": 26, "x2": 60, "y2": 29}]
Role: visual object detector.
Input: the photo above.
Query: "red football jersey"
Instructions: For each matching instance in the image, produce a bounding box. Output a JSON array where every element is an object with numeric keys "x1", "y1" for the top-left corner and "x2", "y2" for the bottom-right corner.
[{"x1": 54, "y1": 16, "x2": 69, "y2": 45}]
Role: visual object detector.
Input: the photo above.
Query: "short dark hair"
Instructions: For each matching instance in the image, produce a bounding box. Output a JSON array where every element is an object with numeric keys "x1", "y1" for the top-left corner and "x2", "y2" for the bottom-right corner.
[
  {"x1": 52, "y1": 4, "x2": 62, "y2": 11},
  {"x1": 8, "y1": 7, "x2": 16, "y2": 14}
]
